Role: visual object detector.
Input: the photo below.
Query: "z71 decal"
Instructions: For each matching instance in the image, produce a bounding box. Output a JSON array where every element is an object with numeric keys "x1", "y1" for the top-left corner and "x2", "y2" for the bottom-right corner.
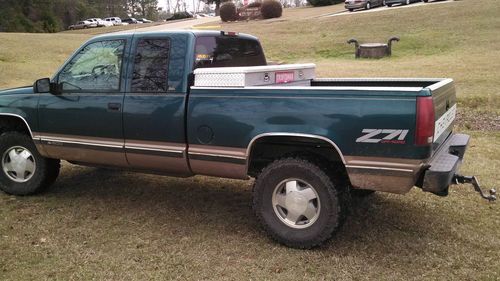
[{"x1": 356, "y1": 129, "x2": 409, "y2": 144}]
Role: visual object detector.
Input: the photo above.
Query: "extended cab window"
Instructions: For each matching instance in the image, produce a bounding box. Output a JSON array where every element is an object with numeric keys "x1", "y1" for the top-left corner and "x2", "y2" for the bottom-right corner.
[
  {"x1": 58, "y1": 40, "x2": 125, "y2": 91},
  {"x1": 194, "y1": 36, "x2": 266, "y2": 69},
  {"x1": 131, "y1": 38, "x2": 171, "y2": 92}
]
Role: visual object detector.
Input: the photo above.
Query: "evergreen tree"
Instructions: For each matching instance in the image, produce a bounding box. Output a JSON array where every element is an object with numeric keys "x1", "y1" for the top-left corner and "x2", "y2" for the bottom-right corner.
[{"x1": 0, "y1": 0, "x2": 159, "y2": 32}]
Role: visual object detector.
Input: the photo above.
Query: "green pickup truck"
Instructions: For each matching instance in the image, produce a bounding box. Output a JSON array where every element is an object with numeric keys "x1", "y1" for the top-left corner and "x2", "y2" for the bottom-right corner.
[{"x1": 0, "y1": 30, "x2": 494, "y2": 248}]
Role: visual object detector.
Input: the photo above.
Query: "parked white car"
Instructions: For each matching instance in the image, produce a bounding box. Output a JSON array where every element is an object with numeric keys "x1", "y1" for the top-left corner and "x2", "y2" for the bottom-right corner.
[
  {"x1": 96, "y1": 18, "x2": 113, "y2": 27},
  {"x1": 68, "y1": 20, "x2": 97, "y2": 30},
  {"x1": 85, "y1": 18, "x2": 109, "y2": 27},
  {"x1": 104, "y1": 17, "x2": 128, "y2": 26}
]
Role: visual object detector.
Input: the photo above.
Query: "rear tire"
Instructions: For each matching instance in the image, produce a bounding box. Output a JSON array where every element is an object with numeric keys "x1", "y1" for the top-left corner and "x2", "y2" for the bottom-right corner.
[
  {"x1": 253, "y1": 157, "x2": 348, "y2": 249},
  {"x1": 0, "y1": 132, "x2": 60, "y2": 195},
  {"x1": 366, "y1": 2, "x2": 371, "y2": 9}
]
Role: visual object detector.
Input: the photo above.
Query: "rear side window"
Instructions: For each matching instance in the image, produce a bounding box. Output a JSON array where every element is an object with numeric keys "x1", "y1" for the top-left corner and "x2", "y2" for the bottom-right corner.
[
  {"x1": 194, "y1": 36, "x2": 266, "y2": 69},
  {"x1": 131, "y1": 38, "x2": 171, "y2": 92}
]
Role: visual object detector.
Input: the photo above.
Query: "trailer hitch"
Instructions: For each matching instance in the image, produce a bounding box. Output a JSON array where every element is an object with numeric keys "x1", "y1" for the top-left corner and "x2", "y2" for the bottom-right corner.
[{"x1": 453, "y1": 175, "x2": 496, "y2": 202}]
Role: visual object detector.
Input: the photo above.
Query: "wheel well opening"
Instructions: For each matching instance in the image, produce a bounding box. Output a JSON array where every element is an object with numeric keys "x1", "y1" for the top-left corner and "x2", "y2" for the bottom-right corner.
[
  {"x1": 247, "y1": 136, "x2": 347, "y2": 179},
  {"x1": 0, "y1": 116, "x2": 31, "y2": 136}
]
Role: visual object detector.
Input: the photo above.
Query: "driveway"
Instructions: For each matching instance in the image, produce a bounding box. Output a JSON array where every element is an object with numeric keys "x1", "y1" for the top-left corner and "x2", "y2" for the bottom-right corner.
[{"x1": 323, "y1": 0, "x2": 455, "y2": 17}]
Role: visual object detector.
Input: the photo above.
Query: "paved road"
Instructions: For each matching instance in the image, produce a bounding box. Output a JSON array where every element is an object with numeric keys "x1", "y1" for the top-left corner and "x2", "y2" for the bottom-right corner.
[
  {"x1": 116, "y1": 17, "x2": 221, "y2": 33},
  {"x1": 324, "y1": 0, "x2": 455, "y2": 17}
]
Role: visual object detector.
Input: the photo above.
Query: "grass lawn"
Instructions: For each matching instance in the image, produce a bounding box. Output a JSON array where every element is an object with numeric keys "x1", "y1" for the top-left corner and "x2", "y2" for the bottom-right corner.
[{"x1": 0, "y1": 0, "x2": 499, "y2": 280}]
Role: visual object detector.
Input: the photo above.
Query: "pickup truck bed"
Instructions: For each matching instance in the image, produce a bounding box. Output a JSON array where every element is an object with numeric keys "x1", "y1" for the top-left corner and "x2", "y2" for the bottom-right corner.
[{"x1": 189, "y1": 77, "x2": 456, "y2": 195}]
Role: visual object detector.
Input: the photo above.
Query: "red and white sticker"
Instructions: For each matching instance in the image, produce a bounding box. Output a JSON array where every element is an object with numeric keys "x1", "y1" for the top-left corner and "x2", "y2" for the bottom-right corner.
[{"x1": 275, "y1": 72, "x2": 294, "y2": 84}]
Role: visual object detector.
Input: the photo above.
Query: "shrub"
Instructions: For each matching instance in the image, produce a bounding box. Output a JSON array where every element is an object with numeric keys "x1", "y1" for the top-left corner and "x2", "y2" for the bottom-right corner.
[
  {"x1": 167, "y1": 12, "x2": 193, "y2": 21},
  {"x1": 307, "y1": 0, "x2": 343, "y2": 7},
  {"x1": 220, "y1": 2, "x2": 238, "y2": 22},
  {"x1": 261, "y1": 0, "x2": 282, "y2": 19}
]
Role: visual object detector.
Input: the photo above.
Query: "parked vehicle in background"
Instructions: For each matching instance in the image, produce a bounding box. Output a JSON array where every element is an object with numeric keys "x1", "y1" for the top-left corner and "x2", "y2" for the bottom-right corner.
[
  {"x1": 68, "y1": 20, "x2": 97, "y2": 30},
  {"x1": 86, "y1": 18, "x2": 109, "y2": 27},
  {"x1": 140, "y1": 18, "x2": 153, "y2": 23},
  {"x1": 345, "y1": 0, "x2": 386, "y2": 11},
  {"x1": 386, "y1": 0, "x2": 421, "y2": 7},
  {"x1": 104, "y1": 17, "x2": 124, "y2": 26},
  {"x1": 122, "y1": 18, "x2": 138, "y2": 24}
]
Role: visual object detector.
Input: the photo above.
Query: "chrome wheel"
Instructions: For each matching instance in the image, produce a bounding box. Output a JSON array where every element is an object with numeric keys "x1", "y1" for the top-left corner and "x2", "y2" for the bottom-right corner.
[
  {"x1": 272, "y1": 178, "x2": 320, "y2": 229},
  {"x1": 2, "y1": 146, "x2": 36, "y2": 183}
]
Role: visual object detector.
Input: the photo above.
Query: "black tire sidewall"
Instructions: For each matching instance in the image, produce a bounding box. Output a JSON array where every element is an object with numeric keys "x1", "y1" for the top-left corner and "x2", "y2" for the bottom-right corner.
[
  {"x1": 0, "y1": 132, "x2": 48, "y2": 195},
  {"x1": 254, "y1": 159, "x2": 340, "y2": 247}
]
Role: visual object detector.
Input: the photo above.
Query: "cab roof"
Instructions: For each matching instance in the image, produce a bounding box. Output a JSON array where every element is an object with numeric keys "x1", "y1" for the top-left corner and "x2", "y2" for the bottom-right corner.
[{"x1": 91, "y1": 30, "x2": 259, "y2": 42}]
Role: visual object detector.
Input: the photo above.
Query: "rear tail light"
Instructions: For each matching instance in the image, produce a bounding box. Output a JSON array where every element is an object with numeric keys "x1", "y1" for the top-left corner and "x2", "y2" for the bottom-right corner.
[{"x1": 415, "y1": 96, "x2": 435, "y2": 145}]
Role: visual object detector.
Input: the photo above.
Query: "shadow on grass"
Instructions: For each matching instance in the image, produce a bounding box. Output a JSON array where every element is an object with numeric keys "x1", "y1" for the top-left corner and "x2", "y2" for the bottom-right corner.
[{"x1": 46, "y1": 164, "x2": 453, "y2": 255}]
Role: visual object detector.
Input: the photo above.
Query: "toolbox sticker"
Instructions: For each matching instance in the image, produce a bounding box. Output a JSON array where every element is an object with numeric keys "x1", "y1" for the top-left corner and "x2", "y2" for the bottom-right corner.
[
  {"x1": 356, "y1": 129, "x2": 409, "y2": 144},
  {"x1": 275, "y1": 71, "x2": 294, "y2": 84}
]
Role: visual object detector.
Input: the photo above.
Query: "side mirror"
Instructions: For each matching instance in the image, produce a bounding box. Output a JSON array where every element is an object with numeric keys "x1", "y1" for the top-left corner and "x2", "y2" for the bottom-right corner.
[
  {"x1": 33, "y1": 78, "x2": 51, "y2": 93},
  {"x1": 33, "y1": 78, "x2": 62, "y2": 95}
]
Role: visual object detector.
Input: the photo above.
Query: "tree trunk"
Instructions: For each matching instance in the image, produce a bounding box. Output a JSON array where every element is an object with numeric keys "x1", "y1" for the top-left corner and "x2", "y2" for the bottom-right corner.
[{"x1": 215, "y1": 1, "x2": 220, "y2": 16}]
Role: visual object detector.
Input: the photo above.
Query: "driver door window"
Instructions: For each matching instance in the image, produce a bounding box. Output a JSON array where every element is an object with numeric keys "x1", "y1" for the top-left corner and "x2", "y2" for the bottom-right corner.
[
  {"x1": 58, "y1": 40, "x2": 125, "y2": 91},
  {"x1": 38, "y1": 38, "x2": 128, "y2": 167}
]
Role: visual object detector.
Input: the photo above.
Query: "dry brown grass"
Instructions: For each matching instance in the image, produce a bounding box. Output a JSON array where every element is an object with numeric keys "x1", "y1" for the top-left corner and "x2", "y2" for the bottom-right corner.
[
  {"x1": 0, "y1": 131, "x2": 498, "y2": 280},
  {"x1": 0, "y1": 0, "x2": 499, "y2": 280},
  {"x1": 0, "y1": 33, "x2": 89, "y2": 88}
]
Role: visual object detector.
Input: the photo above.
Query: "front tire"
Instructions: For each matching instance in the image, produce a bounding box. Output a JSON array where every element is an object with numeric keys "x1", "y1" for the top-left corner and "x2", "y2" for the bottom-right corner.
[
  {"x1": 366, "y1": 2, "x2": 371, "y2": 9},
  {"x1": 253, "y1": 158, "x2": 347, "y2": 249},
  {"x1": 0, "y1": 132, "x2": 60, "y2": 195}
]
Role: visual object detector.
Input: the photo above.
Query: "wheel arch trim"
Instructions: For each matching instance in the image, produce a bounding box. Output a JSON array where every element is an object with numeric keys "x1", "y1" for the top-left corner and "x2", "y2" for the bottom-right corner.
[{"x1": 245, "y1": 132, "x2": 346, "y2": 171}]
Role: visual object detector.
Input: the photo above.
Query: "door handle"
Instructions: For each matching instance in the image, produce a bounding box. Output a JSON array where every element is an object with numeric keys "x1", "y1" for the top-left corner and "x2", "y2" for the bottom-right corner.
[{"x1": 108, "y1": 103, "x2": 121, "y2": 111}]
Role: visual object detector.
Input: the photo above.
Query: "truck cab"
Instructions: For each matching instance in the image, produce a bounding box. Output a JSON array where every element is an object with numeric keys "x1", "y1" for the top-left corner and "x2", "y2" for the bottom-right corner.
[{"x1": 32, "y1": 31, "x2": 266, "y2": 176}]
